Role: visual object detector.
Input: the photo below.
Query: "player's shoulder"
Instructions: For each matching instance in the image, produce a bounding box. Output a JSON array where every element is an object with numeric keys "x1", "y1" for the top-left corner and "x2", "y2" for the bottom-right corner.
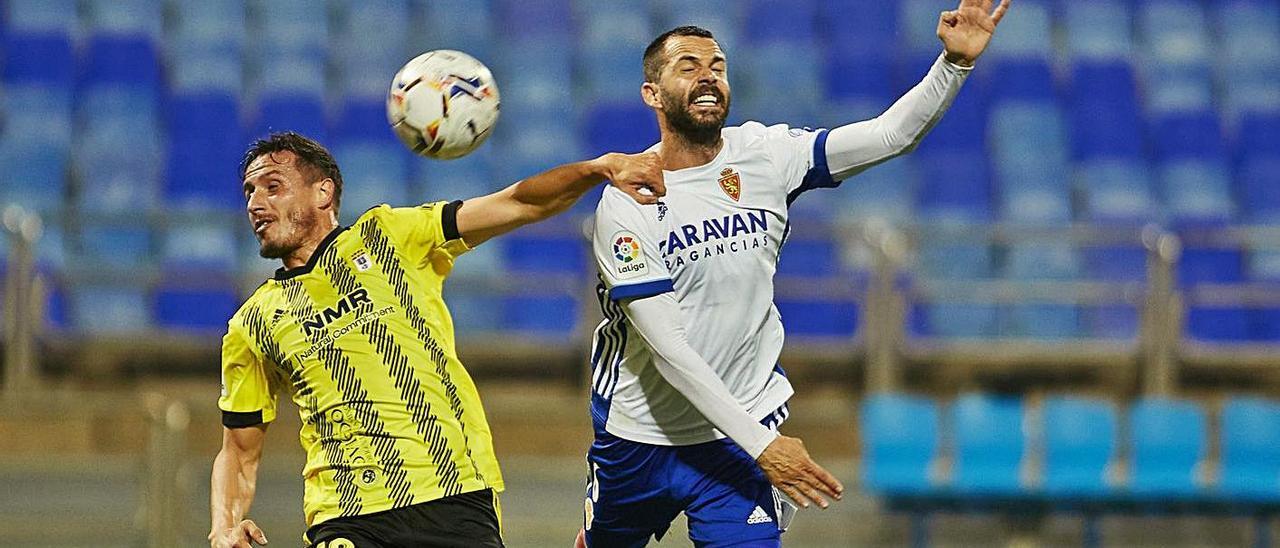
[{"x1": 225, "y1": 281, "x2": 275, "y2": 334}]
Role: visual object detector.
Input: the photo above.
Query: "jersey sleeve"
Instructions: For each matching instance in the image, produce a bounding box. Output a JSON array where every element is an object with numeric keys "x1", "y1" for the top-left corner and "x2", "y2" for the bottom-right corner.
[
  {"x1": 218, "y1": 323, "x2": 280, "y2": 428},
  {"x1": 592, "y1": 189, "x2": 674, "y2": 301},
  {"x1": 750, "y1": 122, "x2": 837, "y2": 205},
  {"x1": 372, "y1": 200, "x2": 470, "y2": 268}
]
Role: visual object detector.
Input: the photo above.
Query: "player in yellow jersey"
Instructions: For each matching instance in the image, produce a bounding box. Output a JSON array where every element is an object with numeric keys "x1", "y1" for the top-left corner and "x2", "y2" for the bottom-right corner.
[{"x1": 209, "y1": 132, "x2": 663, "y2": 548}]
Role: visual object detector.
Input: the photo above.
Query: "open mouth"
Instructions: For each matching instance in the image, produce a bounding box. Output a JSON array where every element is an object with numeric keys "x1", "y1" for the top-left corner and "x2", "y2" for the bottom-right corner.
[
  {"x1": 254, "y1": 218, "x2": 273, "y2": 236},
  {"x1": 691, "y1": 94, "x2": 720, "y2": 107}
]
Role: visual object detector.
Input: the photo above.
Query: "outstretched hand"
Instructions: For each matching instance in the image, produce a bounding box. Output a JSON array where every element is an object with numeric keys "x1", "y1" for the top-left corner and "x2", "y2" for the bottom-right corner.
[
  {"x1": 938, "y1": 0, "x2": 1012, "y2": 67},
  {"x1": 598, "y1": 152, "x2": 666, "y2": 205},
  {"x1": 756, "y1": 435, "x2": 844, "y2": 509}
]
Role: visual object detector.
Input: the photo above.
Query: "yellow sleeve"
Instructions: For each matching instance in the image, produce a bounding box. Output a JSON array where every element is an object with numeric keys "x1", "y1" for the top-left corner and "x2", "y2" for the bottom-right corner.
[
  {"x1": 218, "y1": 323, "x2": 280, "y2": 428},
  {"x1": 373, "y1": 200, "x2": 470, "y2": 270}
]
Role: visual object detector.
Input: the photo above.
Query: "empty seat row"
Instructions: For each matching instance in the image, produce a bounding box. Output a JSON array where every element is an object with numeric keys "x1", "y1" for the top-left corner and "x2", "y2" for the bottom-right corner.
[{"x1": 862, "y1": 392, "x2": 1280, "y2": 502}]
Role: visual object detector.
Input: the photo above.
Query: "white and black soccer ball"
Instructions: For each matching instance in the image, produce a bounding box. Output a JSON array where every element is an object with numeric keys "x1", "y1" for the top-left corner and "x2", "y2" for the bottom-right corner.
[{"x1": 387, "y1": 50, "x2": 500, "y2": 160}]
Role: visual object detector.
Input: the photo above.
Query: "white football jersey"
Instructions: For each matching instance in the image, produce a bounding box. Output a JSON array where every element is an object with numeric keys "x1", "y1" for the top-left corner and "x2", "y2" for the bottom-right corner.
[{"x1": 589, "y1": 121, "x2": 837, "y2": 447}]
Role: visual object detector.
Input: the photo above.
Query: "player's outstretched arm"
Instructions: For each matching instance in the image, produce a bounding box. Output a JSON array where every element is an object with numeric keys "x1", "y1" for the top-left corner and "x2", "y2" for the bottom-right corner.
[
  {"x1": 821, "y1": 0, "x2": 1009, "y2": 182},
  {"x1": 623, "y1": 294, "x2": 844, "y2": 509},
  {"x1": 454, "y1": 152, "x2": 665, "y2": 247},
  {"x1": 210, "y1": 425, "x2": 269, "y2": 548}
]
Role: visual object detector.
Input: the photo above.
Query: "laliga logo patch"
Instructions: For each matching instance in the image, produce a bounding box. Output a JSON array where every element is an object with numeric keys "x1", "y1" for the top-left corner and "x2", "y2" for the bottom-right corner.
[
  {"x1": 719, "y1": 167, "x2": 742, "y2": 202},
  {"x1": 611, "y1": 231, "x2": 648, "y2": 279}
]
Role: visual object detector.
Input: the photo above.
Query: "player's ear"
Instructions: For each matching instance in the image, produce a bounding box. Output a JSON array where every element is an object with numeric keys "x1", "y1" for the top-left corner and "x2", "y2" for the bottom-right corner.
[
  {"x1": 314, "y1": 178, "x2": 336, "y2": 210},
  {"x1": 641, "y1": 82, "x2": 662, "y2": 109}
]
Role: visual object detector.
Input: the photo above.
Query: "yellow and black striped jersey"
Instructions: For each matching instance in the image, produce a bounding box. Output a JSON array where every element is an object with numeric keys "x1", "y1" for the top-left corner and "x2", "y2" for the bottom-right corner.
[{"x1": 218, "y1": 201, "x2": 503, "y2": 527}]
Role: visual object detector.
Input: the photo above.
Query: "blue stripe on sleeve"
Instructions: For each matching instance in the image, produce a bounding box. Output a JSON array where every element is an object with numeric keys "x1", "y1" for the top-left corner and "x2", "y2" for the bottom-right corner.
[
  {"x1": 786, "y1": 129, "x2": 839, "y2": 206},
  {"x1": 608, "y1": 279, "x2": 675, "y2": 301}
]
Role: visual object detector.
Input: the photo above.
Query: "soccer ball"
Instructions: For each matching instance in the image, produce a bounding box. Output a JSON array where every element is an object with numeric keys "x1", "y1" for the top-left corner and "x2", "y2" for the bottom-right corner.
[{"x1": 387, "y1": 50, "x2": 500, "y2": 160}]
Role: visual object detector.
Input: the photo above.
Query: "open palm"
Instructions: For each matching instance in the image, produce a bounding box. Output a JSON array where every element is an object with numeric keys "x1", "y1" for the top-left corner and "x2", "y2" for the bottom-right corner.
[{"x1": 937, "y1": 0, "x2": 1012, "y2": 67}]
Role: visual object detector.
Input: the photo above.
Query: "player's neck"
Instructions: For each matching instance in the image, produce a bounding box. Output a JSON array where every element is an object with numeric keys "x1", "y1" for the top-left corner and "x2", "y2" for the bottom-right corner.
[
  {"x1": 280, "y1": 219, "x2": 339, "y2": 270},
  {"x1": 659, "y1": 132, "x2": 723, "y2": 171}
]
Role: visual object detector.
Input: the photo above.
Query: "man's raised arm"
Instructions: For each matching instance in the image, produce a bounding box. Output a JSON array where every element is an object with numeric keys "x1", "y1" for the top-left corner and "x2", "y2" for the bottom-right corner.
[
  {"x1": 454, "y1": 152, "x2": 666, "y2": 247},
  {"x1": 824, "y1": 0, "x2": 1010, "y2": 181}
]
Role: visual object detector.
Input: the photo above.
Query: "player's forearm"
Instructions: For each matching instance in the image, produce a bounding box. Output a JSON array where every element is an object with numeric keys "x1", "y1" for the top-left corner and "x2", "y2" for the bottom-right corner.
[
  {"x1": 507, "y1": 154, "x2": 618, "y2": 221},
  {"x1": 623, "y1": 294, "x2": 779, "y2": 459},
  {"x1": 209, "y1": 446, "x2": 260, "y2": 536},
  {"x1": 825, "y1": 53, "x2": 971, "y2": 181}
]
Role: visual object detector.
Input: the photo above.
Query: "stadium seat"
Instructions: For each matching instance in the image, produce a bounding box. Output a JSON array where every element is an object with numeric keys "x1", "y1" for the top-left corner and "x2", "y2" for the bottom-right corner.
[
  {"x1": 1215, "y1": 1, "x2": 1280, "y2": 118},
  {"x1": 834, "y1": 156, "x2": 916, "y2": 222},
  {"x1": 162, "y1": 216, "x2": 241, "y2": 271},
  {"x1": 824, "y1": 55, "x2": 895, "y2": 124},
  {"x1": 777, "y1": 237, "x2": 840, "y2": 278},
  {"x1": 250, "y1": 0, "x2": 328, "y2": 60},
  {"x1": 493, "y1": 0, "x2": 572, "y2": 41},
  {"x1": 743, "y1": 0, "x2": 818, "y2": 47},
  {"x1": 1041, "y1": 396, "x2": 1117, "y2": 497},
  {"x1": 1128, "y1": 398, "x2": 1207, "y2": 498},
  {"x1": 1068, "y1": 62, "x2": 1144, "y2": 162},
  {"x1": 1076, "y1": 160, "x2": 1156, "y2": 223},
  {"x1": 737, "y1": 45, "x2": 823, "y2": 125},
  {"x1": 916, "y1": 303, "x2": 1000, "y2": 339},
  {"x1": 169, "y1": 0, "x2": 247, "y2": 53},
  {"x1": 860, "y1": 393, "x2": 939, "y2": 496},
  {"x1": 3, "y1": 33, "x2": 75, "y2": 87},
  {"x1": 951, "y1": 393, "x2": 1025, "y2": 495},
  {"x1": 333, "y1": 143, "x2": 412, "y2": 221},
  {"x1": 335, "y1": 0, "x2": 410, "y2": 97},
  {"x1": 1219, "y1": 397, "x2": 1280, "y2": 502},
  {"x1": 990, "y1": 102, "x2": 1071, "y2": 222},
  {"x1": 1002, "y1": 245, "x2": 1081, "y2": 339},
  {"x1": 982, "y1": 0, "x2": 1052, "y2": 60},
  {"x1": 1063, "y1": 0, "x2": 1134, "y2": 61},
  {"x1": 77, "y1": 226, "x2": 153, "y2": 268},
  {"x1": 0, "y1": 141, "x2": 69, "y2": 213},
  {"x1": 252, "y1": 91, "x2": 327, "y2": 143},
  {"x1": 154, "y1": 277, "x2": 240, "y2": 331},
  {"x1": 168, "y1": 46, "x2": 244, "y2": 95},
  {"x1": 414, "y1": 149, "x2": 500, "y2": 202},
  {"x1": 651, "y1": 0, "x2": 743, "y2": 53},
  {"x1": 502, "y1": 234, "x2": 586, "y2": 274},
  {"x1": 502, "y1": 294, "x2": 578, "y2": 336},
  {"x1": 492, "y1": 41, "x2": 574, "y2": 120},
  {"x1": 1082, "y1": 246, "x2": 1146, "y2": 339},
  {"x1": 166, "y1": 91, "x2": 245, "y2": 210},
  {"x1": 79, "y1": 34, "x2": 162, "y2": 93},
  {"x1": 75, "y1": 88, "x2": 164, "y2": 214},
  {"x1": 84, "y1": 0, "x2": 162, "y2": 40},
  {"x1": 70, "y1": 284, "x2": 153, "y2": 333},
  {"x1": 580, "y1": 103, "x2": 660, "y2": 159},
  {"x1": 6, "y1": 0, "x2": 78, "y2": 35},
  {"x1": 1178, "y1": 245, "x2": 1248, "y2": 341},
  {"x1": 984, "y1": 59, "x2": 1058, "y2": 104},
  {"x1": 1138, "y1": 0, "x2": 1212, "y2": 69},
  {"x1": 418, "y1": 0, "x2": 496, "y2": 59},
  {"x1": 820, "y1": 0, "x2": 897, "y2": 58},
  {"x1": 775, "y1": 298, "x2": 858, "y2": 338},
  {"x1": 442, "y1": 284, "x2": 503, "y2": 332},
  {"x1": 914, "y1": 153, "x2": 993, "y2": 222},
  {"x1": 1159, "y1": 161, "x2": 1236, "y2": 223},
  {"x1": 1152, "y1": 111, "x2": 1226, "y2": 162}
]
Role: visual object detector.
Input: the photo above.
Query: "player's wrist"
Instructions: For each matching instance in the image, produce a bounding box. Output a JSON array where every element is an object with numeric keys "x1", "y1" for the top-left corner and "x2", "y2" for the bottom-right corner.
[
  {"x1": 589, "y1": 153, "x2": 620, "y2": 181},
  {"x1": 943, "y1": 50, "x2": 975, "y2": 68}
]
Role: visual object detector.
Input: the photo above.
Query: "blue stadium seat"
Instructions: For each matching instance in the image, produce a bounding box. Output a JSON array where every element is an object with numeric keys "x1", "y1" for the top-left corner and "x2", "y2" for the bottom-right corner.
[
  {"x1": 820, "y1": 0, "x2": 897, "y2": 58},
  {"x1": 252, "y1": 91, "x2": 327, "y2": 143},
  {"x1": 162, "y1": 217, "x2": 241, "y2": 271},
  {"x1": 984, "y1": 59, "x2": 1058, "y2": 104},
  {"x1": 166, "y1": 91, "x2": 245, "y2": 210},
  {"x1": 835, "y1": 156, "x2": 915, "y2": 222},
  {"x1": 1219, "y1": 397, "x2": 1280, "y2": 502},
  {"x1": 651, "y1": 0, "x2": 743, "y2": 53},
  {"x1": 915, "y1": 81, "x2": 987, "y2": 155},
  {"x1": 1063, "y1": 0, "x2": 1133, "y2": 61},
  {"x1": 2, "y1": 84, "x2": 74, "y2": 146},
  {"x1": 442, "y1": 285, "x2": 503, "y2": 332},
  {"x1": 492, "y1": 41, "x2": 574, "y2": 120},
  {"x1": 75, "y1": 88, "x2": 164, "y2": 213},
  {"x1": 418, "y1": 0, "x2": 495, "y2": 59},
  {"x1": 6, "y1": 0, "x2": 78, "y2": 34},
  {"x1": 1076, "y1": 159, "x2": 1156, "y2": 223},
  {"x1": 168, "y1": 46, "x2": 244, "y2": 95},
  {"x1": 502, "y1": 295, "x2": 578, "y2": 336},
  {"x1": 1159, "y1": 161, "x2": 1236, "y2": 223},
  {"x1": 1082, "y1": 246, "x2": 1145, "y2": 339},
  {"x1": 1128, "y1": 398, "x2": 1206, "y2": 498},
  {"x1": 1237, "y1": 111, "x2": 1280, "y2": 160},
  {"x1": 332, "y1": 98, "x2": 396, "y2": 145},
  {"x1": 990, "y1": 102, "x2": 1071, "y2": 222},
  {"x1": 981, "y1": 0, "x2": 1052, "y2": 60},
  {"x1": 743, "y1": 0, "x2": 817, "y2": 46},
  {"x1": 900, "y1": 0, "x2": 949, "y2": 55},
  {"x1": 70, "y1": 284, "x2": 152, "y2": 332},
  {"x1": 1002, "y1": 245, "x2": 1081, "y2": 338},
  {"x1": 493, "y1": 0, "x2": 572, "y2": 41},
  {"x1": 860, "y1": 393, "x2": 939, "y2": 496},
  {"x1": 737, "y1": 45, "x2": 823, "y2": 125},
  {"x1": 503, "y1": 234, "x2": 586, "y2": 274},
  {"x1": 336, "y1": 0, "x2": 410, "y2": 96},
  {"x1": 1069, "y1": 62, "x2": 1144, "y2": 161},
  {"x1": 79, "y1": 34, "x2": 162, "y2": 93},
  {"x1": 914, "y1": 153, "x2": 993, "y2": 221},
  {"x1": 0, "y1": 141, "x2": 69, "y2": 213},
  {"x1": 581, "y1": 103, "x2": 660, "y2": 158},
  {"x1": 84, "y1": 0, "x2": 162, "y2": 39},
  {"x1": 777, "y1": 237, "x2": 839, "y2": 278},
  {"x1": 154, "y1": 278, "x2": 239, "y2": 331},
  {"x1": 918, "y1": 242, "x2": 993, "y2": 280},
  {"x1": 1138, "y1": 0, "x2": 1212, "y2": 69},
  {"x1": 916, "y1": 303, "x2": 1000, "y2": 339},
  {"x1": 78, "y1": 226, "x2": 153, "y2": 268},
  {"x1": 577, "y1": 0, "x2": 652, "y2": 51},
  {"x1": 1152, "y1": 111, "x2": 1226, "y2": 162},
  {"x1": 414, "y1": 149, "x2": 499, "y2": 202},
  {"x1": 951, "y1": 393, "x2": 1025, "y2": 495},
  {"x1": 1216, "y1": 2, "x2": 1280, "y2": 118},
  {"x1": 1240, "y1": 158, "x2": 1280, "y2": 222},
  {"x1": 3, "y1": 33, "x2": 75, "y2": 86},
  {"x1": 333, "y1": 143, "x2": 412, "y2": 221},
  {"x1": 250, "y1": 0, "x2": 329, "y2": 59},
  {"x1": 1042, "y1": 396, "x2": 1117, "y2": 497},
  {"x1": 776, "y1": 298, "x2": 858, "y2": 338},
  {"x1": 170, "y1": 0, "x2": 247, "y2": 53},
  {"x1": 824, "y1": 55, "x2": 895, "y2": 124},
  {"x1": 1179, "y1": 245, "x2": 1246, "y2": 343}
]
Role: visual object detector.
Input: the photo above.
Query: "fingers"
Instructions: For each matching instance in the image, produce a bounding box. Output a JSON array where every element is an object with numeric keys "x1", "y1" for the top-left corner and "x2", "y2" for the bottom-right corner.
[
  {"x1": 939, "y1": 10, "x2": 959, "y2": 28},
  {"x1": 241, "y1": 520, "x2": 267, "y2": 545},
  {"x1": 809, "y1": 462, "x2": 845, "y2": 500},
  {"x1": 623, "y1": 185, "x2": 659, "y2": 205},
  {"x1": 991, "y1": 0, "x2": 1012, "y2": 25}
]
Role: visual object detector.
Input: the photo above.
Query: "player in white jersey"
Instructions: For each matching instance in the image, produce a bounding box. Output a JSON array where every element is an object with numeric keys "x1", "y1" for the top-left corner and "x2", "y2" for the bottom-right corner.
[{"x1": 579, "y1": 1, "x2": 1012, "y2": 546}]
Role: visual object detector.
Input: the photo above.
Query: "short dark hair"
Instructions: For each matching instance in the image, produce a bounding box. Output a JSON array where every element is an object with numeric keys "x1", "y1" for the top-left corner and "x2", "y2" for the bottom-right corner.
[
  {"x1": 643, "y1": 25, "x2": 717, "y2": 83},
  {"x1": 240, "y1": 132, "x2": 343, "y2": 211}
]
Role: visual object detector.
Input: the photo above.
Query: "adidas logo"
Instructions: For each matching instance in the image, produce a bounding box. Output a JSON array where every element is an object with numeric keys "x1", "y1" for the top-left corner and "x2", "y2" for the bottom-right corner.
[{"x1": 746, "y1": 505, "x2": 773, "y2": 525}]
